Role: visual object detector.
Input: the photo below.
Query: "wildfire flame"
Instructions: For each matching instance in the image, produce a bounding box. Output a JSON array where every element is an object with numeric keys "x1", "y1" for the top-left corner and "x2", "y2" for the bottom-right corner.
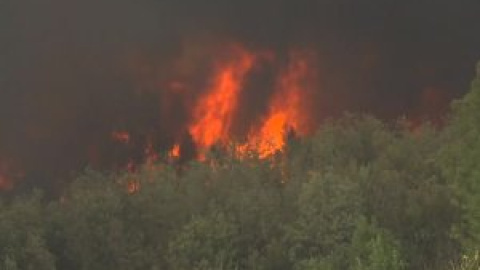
[
  {"x1": 102, "y1": 44, "x2": 317, "y2": 179},
  {"x1": 188, "y1": 45, "x2": 256, "y2": 159},
  {"x1": 239, "y1": 51, "x2": 316, "y2": 158},
  {"x1": 0, "y1": 43, "x2": 317, "y2": 194},
  {"x1": 168, "y1": 144, "x2": 181, "y2": 159}
]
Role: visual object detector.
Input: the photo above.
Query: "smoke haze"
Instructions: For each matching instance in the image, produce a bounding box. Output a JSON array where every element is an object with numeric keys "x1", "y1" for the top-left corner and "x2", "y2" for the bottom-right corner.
[{"x1": 1, "y1": 0, "x2": 479, "y2": 192}]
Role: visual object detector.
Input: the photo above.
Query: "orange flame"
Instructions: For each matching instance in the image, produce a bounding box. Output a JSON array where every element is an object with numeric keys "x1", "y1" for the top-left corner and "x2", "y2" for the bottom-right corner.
[
  {"x1": 241, "y1": 50, "x2": 316, "y2": 158},
  {"x1": 189, "y1": 45, "x2": 256, "y2": 158},
  {"x1": 116, "y1": 45, "x2": 316, "y2": 167},
  {"x1": 168, "y1": 144, "x2": 181, "y2": 159},
  {"x1": 127, "y1": 180, "x2": 140, "y2": 194}
]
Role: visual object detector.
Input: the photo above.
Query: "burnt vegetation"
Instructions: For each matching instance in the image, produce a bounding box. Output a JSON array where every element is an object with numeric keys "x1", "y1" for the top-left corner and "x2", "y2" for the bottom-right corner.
[{"x1": 0, "y1": 64, "x2": 479, "y2": 270}]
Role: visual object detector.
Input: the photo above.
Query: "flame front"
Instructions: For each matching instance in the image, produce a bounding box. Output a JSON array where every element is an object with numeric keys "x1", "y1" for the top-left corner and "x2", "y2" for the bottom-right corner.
[
  {"x1": 240, "y1": 51, "x2": 316, "y2": 158},
  {"x1": 94, "y1": 44, "x2": 317, "y2": 178},
  {"x1": 188, "y1": 45, "x2": 256, "y2": 156}
]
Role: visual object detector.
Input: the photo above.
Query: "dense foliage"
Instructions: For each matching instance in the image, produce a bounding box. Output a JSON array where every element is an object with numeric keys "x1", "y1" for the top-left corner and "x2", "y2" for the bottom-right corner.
[{"x1": 1, "y1": 63, "x2": 479, "y2": 270}]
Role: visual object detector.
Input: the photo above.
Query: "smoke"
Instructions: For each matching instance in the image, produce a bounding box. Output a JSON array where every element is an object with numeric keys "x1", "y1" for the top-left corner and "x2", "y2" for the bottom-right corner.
[{"x1": 1, "y1": 0, "x2": 479, "y2": 192}]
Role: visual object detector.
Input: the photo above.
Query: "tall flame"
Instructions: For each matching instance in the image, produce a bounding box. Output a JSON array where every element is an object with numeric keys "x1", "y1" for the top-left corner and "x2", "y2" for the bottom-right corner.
[
  {"x1": 241, "y1": 51, "x2": 316, "y2": 158},
  {"x1": 188, "y1": 45, "x2": 256, "y2": 157},
  {"x1": 96, "y1": 45, "x2": 316, "y2": 177}
]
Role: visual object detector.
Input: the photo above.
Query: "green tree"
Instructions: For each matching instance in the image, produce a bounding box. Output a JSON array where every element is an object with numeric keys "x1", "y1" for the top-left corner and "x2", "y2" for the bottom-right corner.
[
  {"x1": 451, "y1": 251, "x2": 480, "y2": 270},
  {"x1": 286, "y1": 170, "x2": 363, "y2": 269},
  {"x1": 167, "y1": 211, "x2": 240, "y2": 270},
  {"x1": 441, "y1": 62, "x2": 480, "y2": 250},
  {"x1": 47, "y1": 170, "x2": 129, "y2": 270},
  {"x1": 0, "y1": 192, "x2": 55, "y2": 270},
  {"x1": 351, "y1": 217, "x2": 406, "y2": 270},
  {"x1": 367, "y1": 125, "x2": 458, "y2": 269}
]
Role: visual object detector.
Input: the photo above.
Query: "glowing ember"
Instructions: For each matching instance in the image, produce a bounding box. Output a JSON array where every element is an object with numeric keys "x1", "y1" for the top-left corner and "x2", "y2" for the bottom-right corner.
[
  {"x1": 168, "y1": 144, "x2": 181, "y2": 159},
  {"x1": 112, "y1": 131, "x2": 131, "y2": 144},
  {"x1": 127, "y1": 180, "x2": 140, "y2": 194},
  {"x1": 188, "y1": 45, "x2": 256, "y2": 157}
]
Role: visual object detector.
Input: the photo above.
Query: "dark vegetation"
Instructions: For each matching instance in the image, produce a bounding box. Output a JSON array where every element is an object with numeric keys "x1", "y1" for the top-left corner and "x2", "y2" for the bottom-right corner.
[{"x1": 1, "y1": 63, "x2": 480, "y2": 270}]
